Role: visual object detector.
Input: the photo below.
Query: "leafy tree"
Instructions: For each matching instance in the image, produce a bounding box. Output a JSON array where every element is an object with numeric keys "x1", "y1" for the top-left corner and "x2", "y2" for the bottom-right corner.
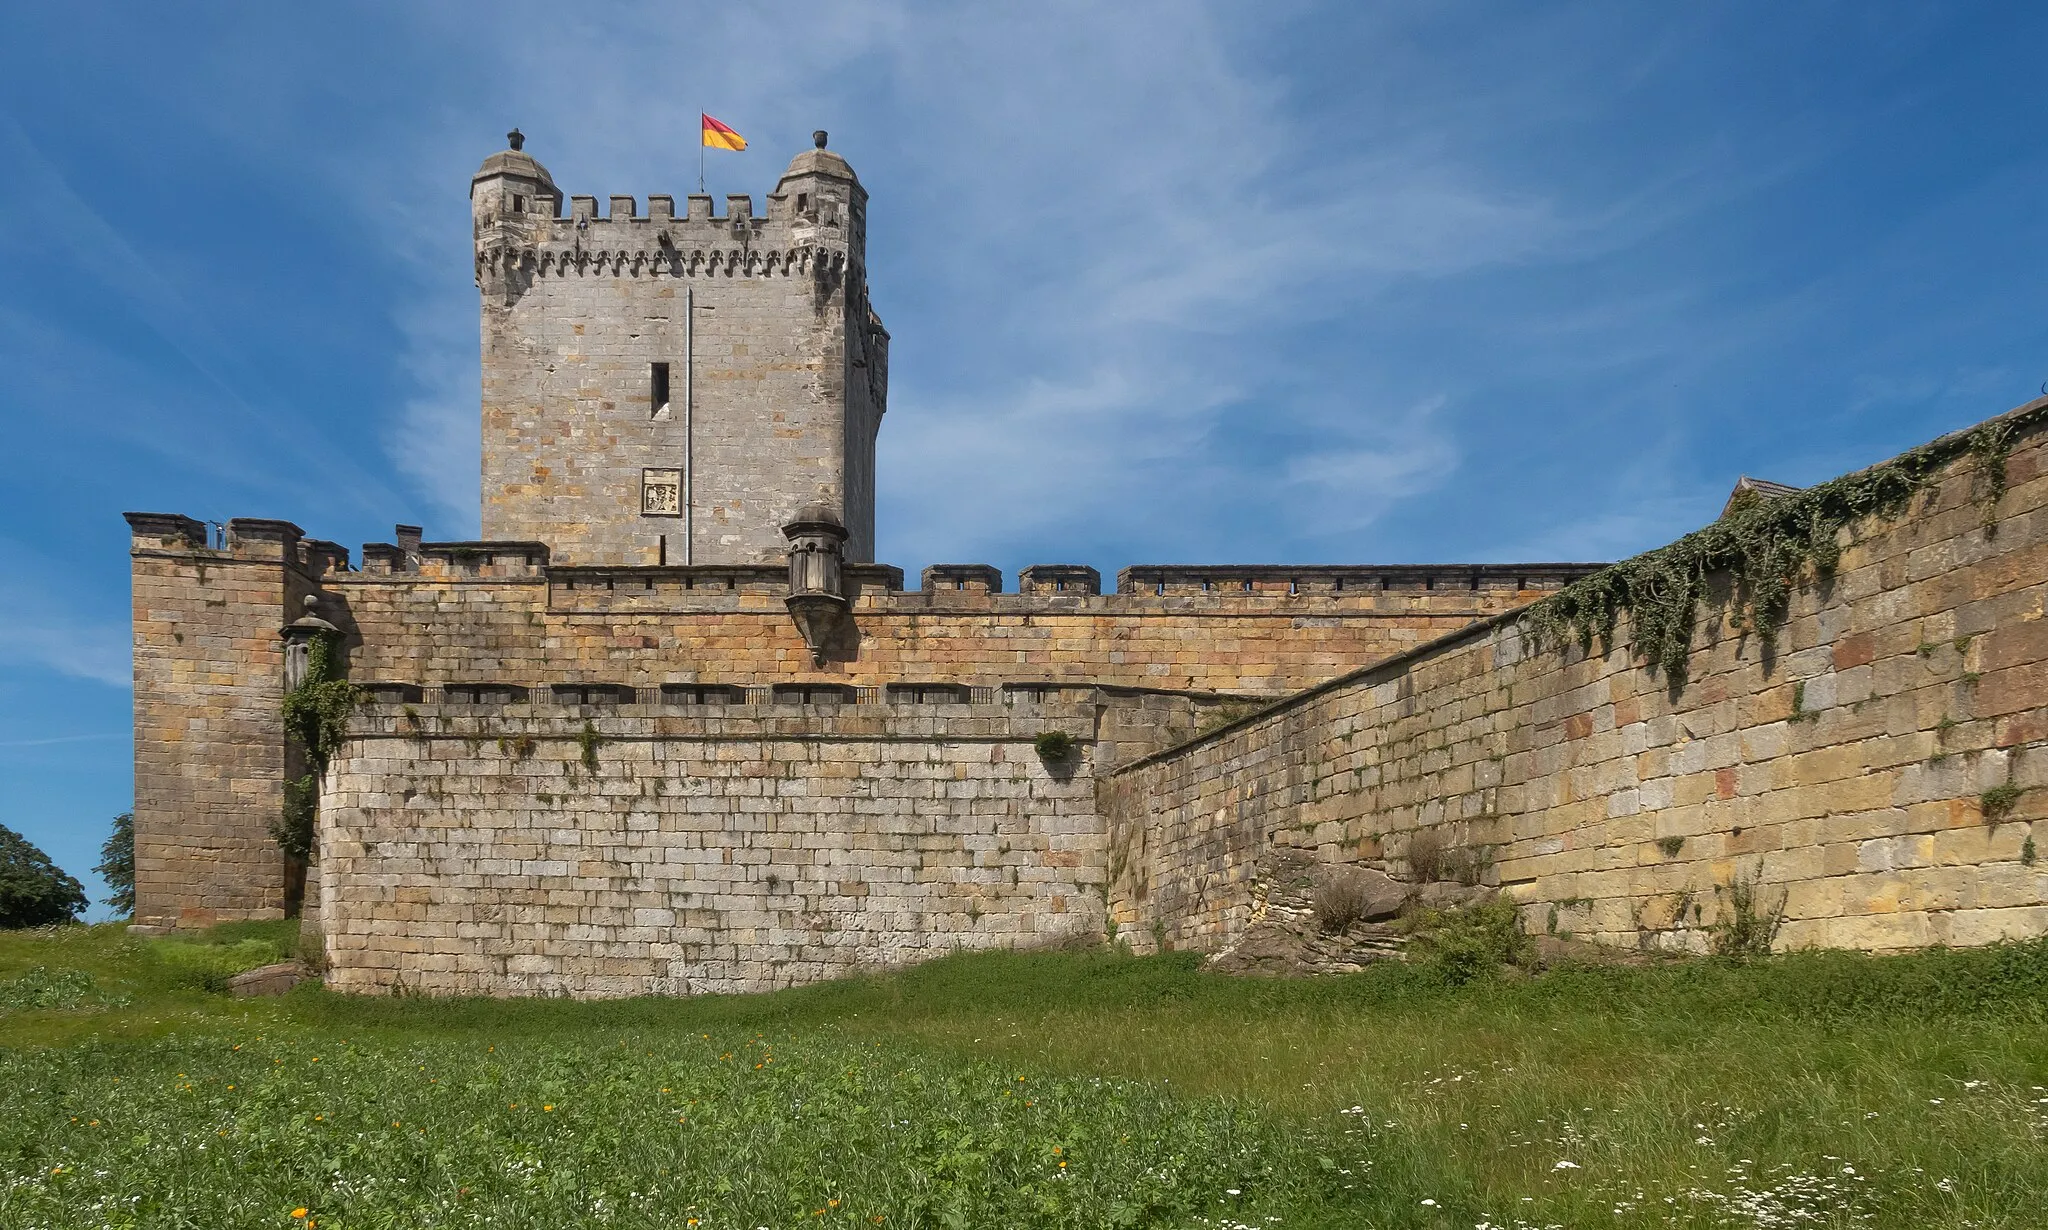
[
  {"x1": 0, "y1": 823, "x2": 87, "y2": 929},
  {"x1": 96, "y1": 812, "x2": 135, "y2": 917}
]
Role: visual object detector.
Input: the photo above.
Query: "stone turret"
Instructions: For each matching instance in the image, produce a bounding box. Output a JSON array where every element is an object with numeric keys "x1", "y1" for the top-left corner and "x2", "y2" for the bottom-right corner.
[
  {"x1": 474, "y1": 129, "x2": 888, "y2": 567},
  {"x1": 471, "y1": 130, "x2": 559, "y2": 306}
]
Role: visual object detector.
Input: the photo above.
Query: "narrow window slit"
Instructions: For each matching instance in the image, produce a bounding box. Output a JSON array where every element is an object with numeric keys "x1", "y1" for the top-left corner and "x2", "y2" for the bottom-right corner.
[{"x1": 651, "y1": 361, "x2": 671, "y2": 419}]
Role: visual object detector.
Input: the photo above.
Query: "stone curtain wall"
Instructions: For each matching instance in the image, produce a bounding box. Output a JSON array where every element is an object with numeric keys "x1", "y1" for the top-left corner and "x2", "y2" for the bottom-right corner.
[
  {"x1": 318, "y1": 700, "x2": 1107, "y2": 997},
  {"x1": 123, "y1": 530, "x2": 1589, "y2": 930},
  {"x1": 326, "y1": 568, "x2": 1591, "y2": 700},
  {"x1": 1104, "y1": 405, "x2": 2048, "y2": 956}
]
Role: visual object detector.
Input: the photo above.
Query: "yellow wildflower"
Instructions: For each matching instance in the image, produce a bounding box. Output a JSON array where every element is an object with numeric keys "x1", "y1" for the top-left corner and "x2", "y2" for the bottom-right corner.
[{"x1": 291, "y1": 1209, "x2": 308, "y2": 1219}]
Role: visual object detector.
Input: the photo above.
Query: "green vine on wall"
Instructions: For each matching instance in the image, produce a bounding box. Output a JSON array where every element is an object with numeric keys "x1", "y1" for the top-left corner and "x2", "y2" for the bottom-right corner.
[
  {"x1": 272, "y1": 630, "x2": 359, "y2": 860},
  {"x1": 1521, "y1": 407, "x2": 2041, "y2": 686},
  {"x1": 576, "y1": 721, "x2": 604, "y2": 772},
  {"x1": 284, "y1": 632, "x2": 358, "y2": 772}
]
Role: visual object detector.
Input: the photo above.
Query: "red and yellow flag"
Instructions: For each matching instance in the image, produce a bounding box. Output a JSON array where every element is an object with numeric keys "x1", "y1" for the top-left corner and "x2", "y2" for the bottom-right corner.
[{"x1": 701, "y1": 114, "x2": 746, "y2": 152}]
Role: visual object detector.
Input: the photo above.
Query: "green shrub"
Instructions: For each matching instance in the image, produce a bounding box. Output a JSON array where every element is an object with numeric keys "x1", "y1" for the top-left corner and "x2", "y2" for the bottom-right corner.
[
  {"x1": 270, "y1": 776, "x2": 317, "y2": 862},
  {"x1": 0, "y1": 824, "x2": 86, "y2": 929},
  {"x1": 1402, "y1": 898, "x2": 1531, "y2": 985},
  {"x1": 1710, "y1": 867, "x2": 1786, "y2": 958}
]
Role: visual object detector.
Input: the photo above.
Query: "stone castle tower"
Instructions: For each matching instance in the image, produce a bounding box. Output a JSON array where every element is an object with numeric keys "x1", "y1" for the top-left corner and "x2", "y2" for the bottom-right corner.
[{"x1": 473, "y1": 130, "x2": 888, "y2": 565}]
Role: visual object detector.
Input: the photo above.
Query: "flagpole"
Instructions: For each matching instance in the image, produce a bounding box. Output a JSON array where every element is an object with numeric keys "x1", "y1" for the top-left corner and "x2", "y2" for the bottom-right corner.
[{"x1": 697, "y1": 109, "x2": 705, "y2": 195}]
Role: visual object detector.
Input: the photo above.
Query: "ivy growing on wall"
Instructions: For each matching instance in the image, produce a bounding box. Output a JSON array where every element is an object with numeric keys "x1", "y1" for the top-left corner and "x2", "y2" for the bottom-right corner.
[
  {"x1": 272, "y1": 630, "x2": 358, "y2": 861},
  {"x1": 1521, "y1": 407, "x2": 2041, "y2": 686}
]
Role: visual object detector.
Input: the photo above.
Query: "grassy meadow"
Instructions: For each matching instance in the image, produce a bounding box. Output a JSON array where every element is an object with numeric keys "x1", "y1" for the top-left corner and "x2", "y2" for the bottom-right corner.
[{"x1": 0, "y1": 924, "x2": 2045, "y2": 1229}]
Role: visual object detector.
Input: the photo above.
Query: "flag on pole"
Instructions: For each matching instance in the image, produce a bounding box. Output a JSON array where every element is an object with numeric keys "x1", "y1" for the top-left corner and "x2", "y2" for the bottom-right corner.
[{"x1": 701, "y1": 114, "x2": 747, "y2": 151}]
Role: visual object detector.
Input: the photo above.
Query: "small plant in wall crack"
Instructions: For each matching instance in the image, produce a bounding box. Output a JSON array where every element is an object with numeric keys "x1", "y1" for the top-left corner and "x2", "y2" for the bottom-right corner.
[
  {"x1": 576, "y1": 721, "x2": 604, "y2": 772},
  {"x1": 1980, "y1": 783, "x2": 2024, "y2": 823},
  {"x1": 1788, "y1": 682, "x2": 1820, "y2": 724},
  {"x1": 1034, "y1": 730, "x2": 1076, "y2": 762}
]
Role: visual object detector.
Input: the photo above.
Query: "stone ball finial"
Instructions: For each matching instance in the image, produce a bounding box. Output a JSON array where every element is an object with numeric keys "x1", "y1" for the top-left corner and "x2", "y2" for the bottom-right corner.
[
  {"x1": 508, "y1": 128, "x2": 526, "y2": 151},
  {"x1": 813, "y1": 130, "x2": 828, "y2": 149},
  {"x1": 303, "y1": 594, "x2": 320, "y2": 611}
]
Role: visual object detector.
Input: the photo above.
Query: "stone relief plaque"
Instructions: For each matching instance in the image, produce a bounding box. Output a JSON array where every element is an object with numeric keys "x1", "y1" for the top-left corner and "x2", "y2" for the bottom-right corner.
[{"x1": 642, "y1": 468, "x2": 682, "y2": 516}]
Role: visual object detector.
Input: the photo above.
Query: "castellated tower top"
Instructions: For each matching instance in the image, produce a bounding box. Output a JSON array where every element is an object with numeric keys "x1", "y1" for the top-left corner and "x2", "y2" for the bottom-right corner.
[{"x1": 473, "y1": 129, "x2": 888, "y2": 568}]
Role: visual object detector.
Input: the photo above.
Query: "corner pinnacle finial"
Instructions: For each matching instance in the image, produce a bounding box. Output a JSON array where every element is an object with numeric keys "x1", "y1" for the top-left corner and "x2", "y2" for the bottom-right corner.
[
  {"x1": 813, "y1": 130, "x2": 828, "y2": 149},
  {"x1": 507, "y1": 128, "x2": 525, "y2": 151}
]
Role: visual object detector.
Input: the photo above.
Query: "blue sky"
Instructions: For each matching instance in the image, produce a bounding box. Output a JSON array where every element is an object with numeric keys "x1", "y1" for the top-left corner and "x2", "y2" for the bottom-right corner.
[{"x1": 3, "y1": 2, "x2": 2045, "y2": 909}]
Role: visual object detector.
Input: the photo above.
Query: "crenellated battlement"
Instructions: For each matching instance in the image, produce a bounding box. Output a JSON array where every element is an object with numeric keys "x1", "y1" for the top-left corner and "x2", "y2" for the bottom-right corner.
[
  {"x1": 474, "y1": 189, "x2": 857, "y2": 283},
  {"x1": 474, "y1": 131, "x2": 866, "y2": 286},
  {"x1": 310, "y1": 546, "x2": 1595, "y2": 622}
]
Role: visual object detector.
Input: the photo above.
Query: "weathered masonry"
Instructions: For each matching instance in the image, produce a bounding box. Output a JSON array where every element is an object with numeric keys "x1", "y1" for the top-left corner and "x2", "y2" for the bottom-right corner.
[
  {"x1": 475, "y1": 130, "x2": 886, "y2": 566},
  {"x1": 126, "y1": 131, "x2": 2047, "y2": 994}
]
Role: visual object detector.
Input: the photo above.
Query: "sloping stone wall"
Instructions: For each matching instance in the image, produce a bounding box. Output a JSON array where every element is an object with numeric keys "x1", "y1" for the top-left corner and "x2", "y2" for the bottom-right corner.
[{"x1": 1103, "y1": 403, "x2": 2048, "y2": 956}]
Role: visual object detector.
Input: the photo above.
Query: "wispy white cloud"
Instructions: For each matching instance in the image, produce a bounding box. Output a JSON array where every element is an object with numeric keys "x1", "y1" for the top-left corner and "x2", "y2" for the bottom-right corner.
[
  {"x1": 0, "y1": 537, "x2": 128, "y2": 688},
  {"x1": 328, "y1": 0, "x2": 1583, "y2": 562},
  {"x1": 52, "y1": 0, "x2": 2011, "y2": 576}
]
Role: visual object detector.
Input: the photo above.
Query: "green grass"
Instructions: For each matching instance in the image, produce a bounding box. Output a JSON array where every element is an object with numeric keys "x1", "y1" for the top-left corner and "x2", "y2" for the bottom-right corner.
[{"x1": 2, "y1": 926, "x2": 2046, "y2": 1228}]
